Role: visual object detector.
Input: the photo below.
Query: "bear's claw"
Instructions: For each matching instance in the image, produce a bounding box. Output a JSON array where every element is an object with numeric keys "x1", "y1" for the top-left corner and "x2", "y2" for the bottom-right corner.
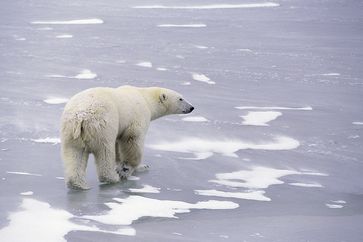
[
  {"x1": 117, "y1": 164, "x2": 134, "y2": 179},
  {"x1": 136, "y1": 164, "x2": 150, "y2": 172}
]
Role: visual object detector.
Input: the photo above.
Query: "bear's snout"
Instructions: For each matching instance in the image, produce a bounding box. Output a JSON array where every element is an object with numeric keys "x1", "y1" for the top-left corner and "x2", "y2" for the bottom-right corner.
[{"x1": 183, "y1": 106, "x2": 194, "y2": 114}]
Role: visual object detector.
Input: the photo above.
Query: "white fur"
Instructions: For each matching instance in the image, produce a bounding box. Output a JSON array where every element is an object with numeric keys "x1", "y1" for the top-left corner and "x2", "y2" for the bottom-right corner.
[{"x1": 61, "y1": 86, "x2": 193, "y2": 189}]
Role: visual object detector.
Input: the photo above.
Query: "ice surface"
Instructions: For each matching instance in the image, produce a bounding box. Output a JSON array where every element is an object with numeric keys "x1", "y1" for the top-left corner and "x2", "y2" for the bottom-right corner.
[
  {"x1": 148, "y1": 136, "x2": 300, "y2": 159},
  {"x1": 0, "y1": 199, "x2": 135, "y2": 242},
  {"x1": 133, "y1": 3, "x2": 280, "y2": 9},
  {"x1": 83, "y1": 196, "x2": 238, "y2": 225},
  {"x1": 2, "y1": 0, "x2": 363, "y2": 240},
  {"x1": 128, "y1": 185, "x2": 161, "y2": 193},
  {"x1": 181, "y1": 116, "x2": 209, "y2": 122},
  {"x1": 240, "y1": 111, "x2": 282, "y2": 126},
  {"x1": 157, "y1": 24, "x2": 206, "y2": 28},
  {"x1": 191, "y1": 73, "x2": 215, "y2": 85},
  {"x1": 31, "y1": 19, "x2": 104, "y2": 25}
]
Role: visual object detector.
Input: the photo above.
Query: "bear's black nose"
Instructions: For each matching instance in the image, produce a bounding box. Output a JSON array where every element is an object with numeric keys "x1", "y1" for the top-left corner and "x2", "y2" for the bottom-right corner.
[{"x1": 190, "y1": 106, "x2": 194, "y2": 112}]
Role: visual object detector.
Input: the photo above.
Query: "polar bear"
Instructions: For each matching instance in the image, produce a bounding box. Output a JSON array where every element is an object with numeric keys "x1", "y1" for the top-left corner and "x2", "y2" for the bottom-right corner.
[{"x1": 60, "y1": 85, "x2": 194, "y2": 189}]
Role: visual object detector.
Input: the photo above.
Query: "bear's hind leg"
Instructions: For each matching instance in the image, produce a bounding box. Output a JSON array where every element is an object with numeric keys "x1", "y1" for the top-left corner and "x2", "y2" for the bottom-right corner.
[
  {"x1": 93, "y1": 142, "x2": 120, "y2": 184},
  {"x1": 62, "y1": 144, "x2": 90, "y2": 190}
]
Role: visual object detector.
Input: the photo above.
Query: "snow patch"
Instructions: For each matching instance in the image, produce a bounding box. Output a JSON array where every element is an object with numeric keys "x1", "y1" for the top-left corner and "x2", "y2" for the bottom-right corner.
[
  {"x1": 20, "y1": 191, "x2": 34, "y2": 196},
  {"x1": 7, "y1": 171, "x2": 42, "y2": 177},
  {"x1": 326, "y1": 204, "x2": 343, "y2": 209},
  {"x1": 47, "y1": 69, "x2": 96, "y2": 80},
  {"x1": 148, "y1": 136, "x2": 300, "y2": 160},
  {"x1": 156, "y1": 67, "x2": 168, "y2": 71},
  {"x1": 236, "y1": 106, "x2": 312, "y2": 111},
  {"x1": 320, "y1": 73, "x2": 340, "y2": 76},
  {"x1": 55, "y1": 34, "x2": 73, "y2": 39},
  {"x1": 289, "y1": 183, "x2": 323, "y2": 188},
  {"x1": 158, "y1": 24, "x2": 206, "y2": 28},
  {"x1": 240, "y1": 111, "x2": 282, "y2": 126},
  {"x1": 182, "y1": 116, "x2": 209, "y2": 122},
  {"x1": 133, "y1": 3, "x2": 280, "y2": 9},
  {"x1": 210, "y1": 167, "x2": 328, "y2": 189},
  {"x1": 196, "y1": 167, "x2": 327, "y2": 201},
  {"x1": 128, "y1": 176, "x2": 140, "y2": 181},
  {"x1": 128, "y1": 185, "x2": 160, "y2": 194},
  {"x1": 237, "y1": 48, "x2": 253, "y2": 52},
  {"x1": 43, "y1": 98, "x2": 68, "y2": 104},
  {"x1": 136, "y1": 62, "x2": 153, "y2": 68},
  {"x1": 194, "y1": 45, "x2": 208, "y2": 49},
  {"x1": 83, "y1": 196, "x2": 238, "y2": 225},
  {"x1": 30, "y1": 137, "x2": 61, "y2": 145},
  {"x1": 353, "y1": 122, "x2": 363, "y2": 125},
  {"x1": 37, "y1": 27, "x2": 53, "y2": 30},
  {"x1": 0, "y1": 198, "x2": 135, "y2": 242},
  {"x1": 74, "y1": 69, "x2": 97, "y2": 79},
  {"x1": 31, "y1": 19, "x2": 104, "y2": 25},
  {"x1": 192, "y1": 73, "x2": 215, "y2": 85},
  {"x1": 195, "y1": 189, "x2": 270, "y2": 201},
  {"x1": 332, "y1": 200, "x2": 346, "y2": 204}
]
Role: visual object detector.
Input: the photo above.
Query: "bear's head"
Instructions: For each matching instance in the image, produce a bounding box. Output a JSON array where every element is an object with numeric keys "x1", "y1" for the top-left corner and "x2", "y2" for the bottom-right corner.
[{"x1": 158, "y1": 88, "x2": 194, "y2": 115}]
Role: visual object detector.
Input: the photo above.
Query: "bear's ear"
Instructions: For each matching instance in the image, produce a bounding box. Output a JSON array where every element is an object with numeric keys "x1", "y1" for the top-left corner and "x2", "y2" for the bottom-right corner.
[{"x1": 159, "y1": 93, "x2": 167, "y2": 103}]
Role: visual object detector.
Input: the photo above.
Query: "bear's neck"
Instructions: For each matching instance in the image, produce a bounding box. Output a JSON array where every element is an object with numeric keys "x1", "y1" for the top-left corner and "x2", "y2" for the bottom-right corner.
[{"x1": 140, "y1": 88, "x2": 168, "y2": 121}]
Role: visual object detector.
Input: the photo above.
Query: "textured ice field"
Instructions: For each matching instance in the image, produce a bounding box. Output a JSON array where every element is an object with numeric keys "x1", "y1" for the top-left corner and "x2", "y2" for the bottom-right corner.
[{"x1": 1, "y1": 0, "x2": 363, "y2": 241}]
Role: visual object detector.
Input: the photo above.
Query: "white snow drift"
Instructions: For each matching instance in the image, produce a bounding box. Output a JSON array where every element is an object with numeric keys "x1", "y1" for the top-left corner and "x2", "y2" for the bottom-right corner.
[
  {"x1": 31, "y1": 19, "x2": 104, "y2": 25},
  {"x1": 133, "y1": 3, "x2": 280, "y2": 9},
  {"x1": 196, "y1": 167, "x2": 328, "y2": 201},
  {"x1": 240, "y1": 111, "x2": 282, "y2": 126},
  {"x1": 148, "y1": 136, "x2": 300, "y2": 160},
  {"x1": 83, "y1": 196, "x2": 238, "y2": 225},
  {"x1": 0, "y1": 199, "x2": 135, "y2": 242}
]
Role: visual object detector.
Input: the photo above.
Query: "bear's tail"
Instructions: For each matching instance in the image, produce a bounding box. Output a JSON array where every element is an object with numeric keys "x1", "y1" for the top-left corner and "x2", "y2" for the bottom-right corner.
[
  {"x1": 72, "y1": 119, "x2": 83, "y2": 140},
  {"x1": 62, "y1": 111, "x2": 107, "y2": 147}
]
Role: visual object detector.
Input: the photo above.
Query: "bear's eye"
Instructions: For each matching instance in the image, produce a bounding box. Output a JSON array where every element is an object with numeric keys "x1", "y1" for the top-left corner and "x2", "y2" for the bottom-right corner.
[{"x1": 179, "y1": 98, "x2": 183, "y2": 101}]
